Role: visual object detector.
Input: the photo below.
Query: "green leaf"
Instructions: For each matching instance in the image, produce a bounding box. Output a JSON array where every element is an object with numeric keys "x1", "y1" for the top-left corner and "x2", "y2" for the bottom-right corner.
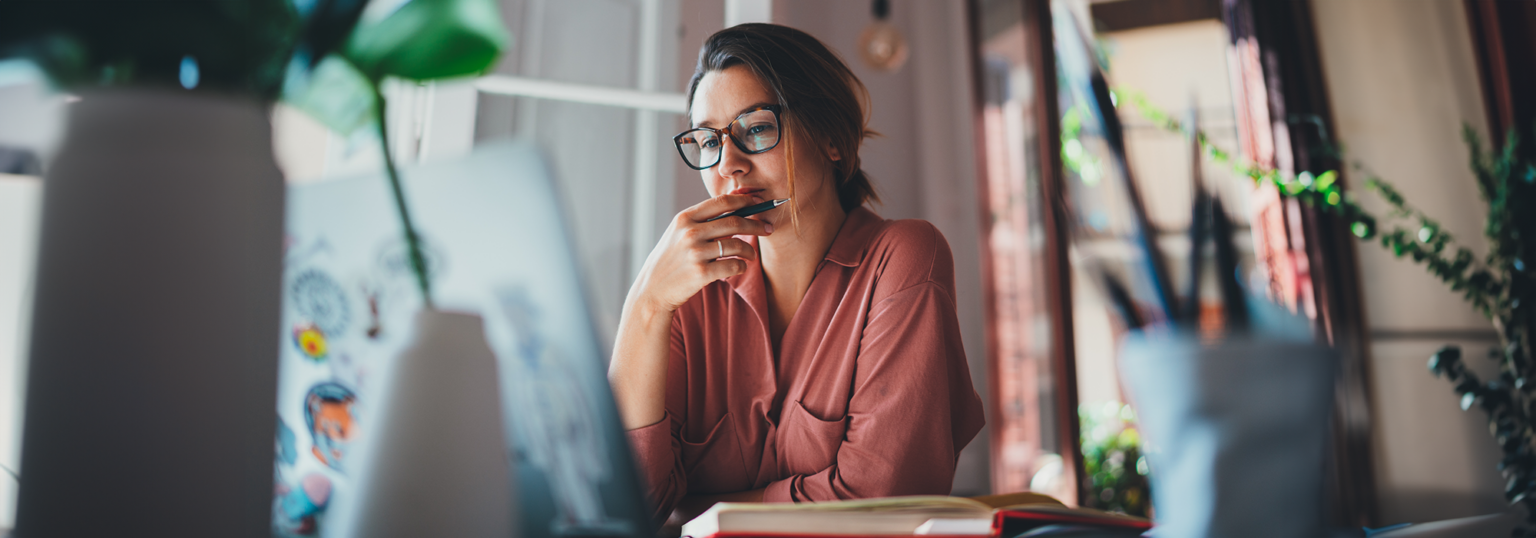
[
  {"x1": 282, "y1": 53, "x2": 377, "y2": 135},
  {"x1": 1314, "y1": 170, "x2": 1337, "y2": 190},
  {"x1": 343, "y1": 0, "x2": 508, "y2": 82},
  {"x1": 1351, "y1": 219, "x2": 1375, "y2": 239}
]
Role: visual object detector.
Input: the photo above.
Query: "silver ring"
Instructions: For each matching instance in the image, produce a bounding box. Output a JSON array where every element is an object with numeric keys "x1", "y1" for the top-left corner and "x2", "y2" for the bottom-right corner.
[{"x1": 718, "y1": 240, "x2": 725, "y2": 258}]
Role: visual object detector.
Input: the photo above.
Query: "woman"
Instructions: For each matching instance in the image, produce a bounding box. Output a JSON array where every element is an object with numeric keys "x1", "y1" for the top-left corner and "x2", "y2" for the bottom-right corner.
[{"x1": 609, "y1": 23, "x2": 985, "y2": 522}]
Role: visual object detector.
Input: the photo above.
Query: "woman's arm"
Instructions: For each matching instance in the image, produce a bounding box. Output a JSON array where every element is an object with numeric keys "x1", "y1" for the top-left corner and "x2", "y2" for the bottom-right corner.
[
  {"x1": 611, "y1": 194, "x2": 772, "y2": 522},
  {"x1": 609, "y1": 193, "x2": 772, "y2": 429}
]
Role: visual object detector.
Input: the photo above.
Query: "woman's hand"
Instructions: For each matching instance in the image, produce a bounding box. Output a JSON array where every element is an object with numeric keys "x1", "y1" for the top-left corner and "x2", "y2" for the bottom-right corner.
[
  {"x1": 610, "y1": 194, "x2": 773, "y2": 431},
  {"x1": 628, "y1": 194, "x2": 774, "y2": 315}
]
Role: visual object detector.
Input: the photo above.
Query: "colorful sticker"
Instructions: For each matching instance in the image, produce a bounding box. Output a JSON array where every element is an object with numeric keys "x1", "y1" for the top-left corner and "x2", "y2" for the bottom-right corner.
[
  {"x1": 273, "y1": 472, "x2": 333, "y2": 536},
  {"x1": 276, "y1": 416, "x2": 298, "y2": 466},
  {"x1": 305, "y1": 382, "x2": 358, "y2": 473},
  {"x1": 362, "y1": 285, "x2": 383, "y2": 340},
  {"x1": 289, "y1": 269, "x2": 351, "y2": 337},
  {"x1": 292, "y1": 323, "x2": 328, "y2": 361}
]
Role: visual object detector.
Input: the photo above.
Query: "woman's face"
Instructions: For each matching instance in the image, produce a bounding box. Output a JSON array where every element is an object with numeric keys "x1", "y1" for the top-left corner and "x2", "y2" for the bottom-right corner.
[{"x1": 689, "y1": 65, "x2": 837, "y2": 226}]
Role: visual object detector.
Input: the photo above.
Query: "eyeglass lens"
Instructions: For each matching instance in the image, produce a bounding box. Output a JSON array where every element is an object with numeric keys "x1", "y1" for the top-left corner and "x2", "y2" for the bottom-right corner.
[{"x1": 676, "y1": 108, "x2": 780, "y2": 169}]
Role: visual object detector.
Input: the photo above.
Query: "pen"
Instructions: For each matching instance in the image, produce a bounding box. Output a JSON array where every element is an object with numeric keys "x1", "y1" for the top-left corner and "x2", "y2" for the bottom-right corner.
[{"x1": 705, "y1": 198, "x2": 789, "y2": 222}]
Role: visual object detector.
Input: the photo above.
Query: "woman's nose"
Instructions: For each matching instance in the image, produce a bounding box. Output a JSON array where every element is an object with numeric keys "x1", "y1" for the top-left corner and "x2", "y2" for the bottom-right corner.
[{"x1": 716, "y1": 135, "x2": 751, "y2": 181}]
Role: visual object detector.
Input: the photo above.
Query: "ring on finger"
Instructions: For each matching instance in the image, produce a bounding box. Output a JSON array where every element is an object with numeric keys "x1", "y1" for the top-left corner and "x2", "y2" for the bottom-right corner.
[{"x1": 718, "y1": 240, "x2": 725, "y2": 259}]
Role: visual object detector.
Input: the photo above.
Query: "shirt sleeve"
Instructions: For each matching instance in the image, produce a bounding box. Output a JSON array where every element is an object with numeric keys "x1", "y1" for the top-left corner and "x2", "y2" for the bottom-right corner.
[
  {"x1": 623, "y1": 316, "x2": 690, "y2": 522},
  {"x1": 762, "y1": 226, "x2": 986, "y2": 501}
]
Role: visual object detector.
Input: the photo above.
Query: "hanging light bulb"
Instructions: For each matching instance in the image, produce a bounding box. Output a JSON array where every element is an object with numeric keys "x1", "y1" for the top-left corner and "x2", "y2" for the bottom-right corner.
[{"x1": 859, "y1": 0, "x2": 908, "y2": 72}]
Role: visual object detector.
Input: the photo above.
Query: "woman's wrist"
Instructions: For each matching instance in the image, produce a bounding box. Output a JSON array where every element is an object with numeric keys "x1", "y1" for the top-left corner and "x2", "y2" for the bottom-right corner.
[
  {"x1": 615, "y1": 292, "x2": 679, "y2": 353},
  {"x1": 625, "y1": 293, "x2": 676, "y2": 327}
]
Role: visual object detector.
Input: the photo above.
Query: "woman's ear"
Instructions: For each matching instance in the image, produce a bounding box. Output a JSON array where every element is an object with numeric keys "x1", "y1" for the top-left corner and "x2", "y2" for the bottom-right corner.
[{"x1": 827, "y1": 144, "x2": 842, "y2": 162}]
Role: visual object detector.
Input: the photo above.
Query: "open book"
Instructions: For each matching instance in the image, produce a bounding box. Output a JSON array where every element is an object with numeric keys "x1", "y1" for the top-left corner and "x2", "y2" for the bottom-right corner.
[{"x1": 680, "y1": 494, "x2": 1151, "y2": 538}]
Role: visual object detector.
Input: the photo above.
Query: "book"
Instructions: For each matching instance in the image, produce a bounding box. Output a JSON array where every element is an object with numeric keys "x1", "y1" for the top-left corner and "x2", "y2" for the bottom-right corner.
[{"x1": 679, "y1": 495, "x2": 1150, "y2": 538}]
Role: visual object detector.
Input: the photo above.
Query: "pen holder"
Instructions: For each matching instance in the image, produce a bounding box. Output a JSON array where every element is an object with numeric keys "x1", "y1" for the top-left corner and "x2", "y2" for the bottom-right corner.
[{"x1": 1119, "y1": 309, "x2": 1336, "y2": 538}]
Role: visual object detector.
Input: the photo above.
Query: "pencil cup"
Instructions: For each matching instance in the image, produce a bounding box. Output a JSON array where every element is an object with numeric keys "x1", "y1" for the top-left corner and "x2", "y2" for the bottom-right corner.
[{"x1": 1120, "y1": 311, "x2": 1336, "y2": 538}]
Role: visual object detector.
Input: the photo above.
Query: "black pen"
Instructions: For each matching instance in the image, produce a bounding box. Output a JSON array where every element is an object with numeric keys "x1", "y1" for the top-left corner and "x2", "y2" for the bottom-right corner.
[{"x1": 705, "y1": 198, "x2": 789, "y2": 222}]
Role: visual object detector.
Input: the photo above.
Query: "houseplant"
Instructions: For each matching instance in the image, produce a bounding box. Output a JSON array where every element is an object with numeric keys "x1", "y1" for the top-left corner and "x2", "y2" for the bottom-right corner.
[
  {"x1": 0, "y1": 2, "x2": 368, "y2": 537},
  {"x1": 1079, "y1": 401, "x2": 1151, "y2": 517},
  {"x1": 1127, "y1": 90, "x2": 1536, "y2": 534},
  {"x1": 0, "y1": 1, "x2": 509, "y2": 535},
  {"x1": 283, "y1": 2, "x2": 519, "y2": 537}
]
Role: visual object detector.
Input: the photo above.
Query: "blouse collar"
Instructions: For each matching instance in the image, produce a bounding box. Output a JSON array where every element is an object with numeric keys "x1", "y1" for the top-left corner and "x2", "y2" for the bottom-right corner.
[{"x1": 725, "y1": 205, "x2": 884, "y2": 322}]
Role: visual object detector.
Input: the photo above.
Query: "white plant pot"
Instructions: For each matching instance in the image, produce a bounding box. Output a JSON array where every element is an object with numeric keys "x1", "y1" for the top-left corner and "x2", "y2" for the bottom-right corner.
[
  {"x1": 15, "y1": 89, "x2": 285, "y2": 537},
  {"x1": 325, "y1": 309, "x2": 516, "y2": 538}
]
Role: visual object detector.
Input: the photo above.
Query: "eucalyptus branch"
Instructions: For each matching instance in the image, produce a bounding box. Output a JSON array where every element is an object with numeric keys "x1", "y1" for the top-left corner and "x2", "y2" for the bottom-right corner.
[{"x1": 1115, "y1": 87, "x2": 1498, "y2": 315}]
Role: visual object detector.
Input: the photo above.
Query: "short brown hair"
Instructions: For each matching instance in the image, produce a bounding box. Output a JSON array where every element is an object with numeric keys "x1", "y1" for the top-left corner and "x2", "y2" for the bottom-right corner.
[{"x1": 686, "y1": 23, "x2": 880, "y2": 213}]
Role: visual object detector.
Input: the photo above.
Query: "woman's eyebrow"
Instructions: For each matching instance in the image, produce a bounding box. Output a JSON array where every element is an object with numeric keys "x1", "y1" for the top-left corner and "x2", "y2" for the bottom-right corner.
[{"x1": 692, "y1": 101, "x2": 776, "y2": 128}]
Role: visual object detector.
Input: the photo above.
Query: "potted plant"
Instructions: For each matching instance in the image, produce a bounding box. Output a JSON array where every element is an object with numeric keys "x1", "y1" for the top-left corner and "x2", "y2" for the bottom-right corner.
[
  {"x1": 277, "y1": 2, "x2": 520, "y2": 537},
  {"x1": 0, "y1": 1, "x2": 508, "y2": 535},
  {"x1": 0, "y1": 3, "x2": 368, "y2": 537}
]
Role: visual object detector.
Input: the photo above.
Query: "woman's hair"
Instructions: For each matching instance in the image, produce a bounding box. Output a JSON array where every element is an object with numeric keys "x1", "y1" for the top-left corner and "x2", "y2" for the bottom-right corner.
[{"x1": 686, "y1": 23, "x2": 880, "y2": 213}]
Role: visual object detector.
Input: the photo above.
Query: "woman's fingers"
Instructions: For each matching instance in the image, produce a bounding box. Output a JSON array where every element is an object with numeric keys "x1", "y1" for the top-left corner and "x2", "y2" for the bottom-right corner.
[
  {"x1": 694, "y1": 215, "x2": 773, "y2": 241},
  {"x1": 702, "y1": 257, "x2": 749, "y2": 281},
  {"x1": 633, "y1": 196, "x2": 773, "y2": 311},
  {"x1": 682, "y1": 193, "x2": 762, "y2": 222},
  {"x1": 697, "y1": 237, "x2": 756, "y2": 262}
]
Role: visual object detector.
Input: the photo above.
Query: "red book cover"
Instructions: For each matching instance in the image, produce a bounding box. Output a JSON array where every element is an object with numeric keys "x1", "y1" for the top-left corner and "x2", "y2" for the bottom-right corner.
[{"x1": 993, "y1": 508, "x2": 1152, "y2": 536}]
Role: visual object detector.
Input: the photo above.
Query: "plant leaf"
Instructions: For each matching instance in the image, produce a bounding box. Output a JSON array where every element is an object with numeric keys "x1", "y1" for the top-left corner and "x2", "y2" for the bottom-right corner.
[
  {"x1": 283, "y1": 54, "x2": 377, "y2": 135},
  {"x1": 343, "y1": 0, "x2": 508, "y2": 82}
]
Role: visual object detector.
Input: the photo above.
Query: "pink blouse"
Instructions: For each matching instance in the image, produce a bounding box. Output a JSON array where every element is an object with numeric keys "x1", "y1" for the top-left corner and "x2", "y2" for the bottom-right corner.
[{"x1": 625, "y1": 206, "x2": 985, "y2": 520}]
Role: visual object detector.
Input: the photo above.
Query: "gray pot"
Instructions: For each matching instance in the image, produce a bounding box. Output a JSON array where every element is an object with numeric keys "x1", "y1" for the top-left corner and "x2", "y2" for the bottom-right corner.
[
  {"x1": 15, "y1": 89, "x2": 284, "y2": 538},
  {"x1": 1120, "y1": 310, "x2": 1336, "y2": 538}
]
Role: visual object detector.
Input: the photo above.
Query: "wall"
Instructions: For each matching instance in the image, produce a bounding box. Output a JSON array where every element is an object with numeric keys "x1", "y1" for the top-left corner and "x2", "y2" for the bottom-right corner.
[
  {"x1": 772, "y1": 0, "x2": 991, "y2": 496},
  {"x1": 477, "y1": 0, "x2": 684, "y2": 349},
  {"x1": 1311, "y1": 0, "x2": 1508, "y2": 523}
]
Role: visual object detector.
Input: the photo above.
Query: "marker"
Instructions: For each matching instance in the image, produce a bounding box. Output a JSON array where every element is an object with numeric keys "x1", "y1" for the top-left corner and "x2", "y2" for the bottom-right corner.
[{"x1": 705, "y1": 198, "x2": 789, "y2": 222}]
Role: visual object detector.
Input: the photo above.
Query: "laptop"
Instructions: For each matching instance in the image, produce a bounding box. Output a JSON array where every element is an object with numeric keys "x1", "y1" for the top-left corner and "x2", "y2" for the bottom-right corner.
[{"x1": 274, "y1": 141, "x2": 649, "y2": 538}]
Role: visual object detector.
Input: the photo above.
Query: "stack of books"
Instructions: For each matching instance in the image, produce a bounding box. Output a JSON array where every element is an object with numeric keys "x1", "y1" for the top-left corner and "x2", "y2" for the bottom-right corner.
[{"x1": 680, "y1": 494, "x2": 1151, "y2": 538}]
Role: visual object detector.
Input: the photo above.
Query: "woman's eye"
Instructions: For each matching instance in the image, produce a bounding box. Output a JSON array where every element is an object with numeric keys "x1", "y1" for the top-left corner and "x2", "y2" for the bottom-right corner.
[
  {"x1": 701, "y1": 138, "x2": 720, "y2": 149},
  {"x1": 746, "y1": 124, "x2": 775, "y2": 135}
]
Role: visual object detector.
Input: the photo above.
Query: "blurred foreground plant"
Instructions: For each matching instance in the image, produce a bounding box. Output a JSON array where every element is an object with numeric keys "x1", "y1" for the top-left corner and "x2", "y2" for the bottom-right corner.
[
  {"x1": 1125, "y1": 88, "x2": 1536, "y2": 533},
  {"x1": 0, "y1": 0, "x2": 369, "y2": 98},
  {"x1": 284, "y1": 0, "x2": 509, "y2": 308},
  {"x1": 1080, "y1": 401, "x2": 1151, "y2": 517},
  {"x1": 0, "y1": 0, "x2": 509, "y2": 309}
]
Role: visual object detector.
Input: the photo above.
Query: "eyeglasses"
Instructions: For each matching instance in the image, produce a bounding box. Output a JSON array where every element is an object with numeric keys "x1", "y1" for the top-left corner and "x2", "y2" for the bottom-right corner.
[{"x1": 673, "y1": 105, "x2": 783, "y2": 170}]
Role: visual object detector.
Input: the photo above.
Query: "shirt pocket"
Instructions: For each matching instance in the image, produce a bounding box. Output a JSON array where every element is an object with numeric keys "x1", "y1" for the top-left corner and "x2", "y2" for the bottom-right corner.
[
  {"x1": 778, "y1": 400, "x2": 849, "y2": 477},
  {"x1": 680, "y1": 413, "x2": 751, "y2": 494}
]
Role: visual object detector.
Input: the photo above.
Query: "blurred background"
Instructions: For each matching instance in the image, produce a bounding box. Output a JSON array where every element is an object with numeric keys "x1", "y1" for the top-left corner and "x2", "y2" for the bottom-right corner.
[{"x1": 0, "y1": 0, "x2": 1526, "y2": 530}]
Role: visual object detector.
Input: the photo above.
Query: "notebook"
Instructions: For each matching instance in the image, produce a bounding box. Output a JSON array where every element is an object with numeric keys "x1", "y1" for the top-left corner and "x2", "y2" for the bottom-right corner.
[{"x1": 680, "y1": 494, "x2": 1149, "y2": 538}]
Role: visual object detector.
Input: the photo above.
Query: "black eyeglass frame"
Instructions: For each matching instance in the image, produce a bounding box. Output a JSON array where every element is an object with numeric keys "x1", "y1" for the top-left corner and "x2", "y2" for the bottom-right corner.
[{"x1": 672, "y1": 104, "x2": 784, "y2": 171}]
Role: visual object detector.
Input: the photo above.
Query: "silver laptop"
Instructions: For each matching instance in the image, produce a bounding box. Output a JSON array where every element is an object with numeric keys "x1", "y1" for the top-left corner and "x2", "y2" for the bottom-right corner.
[{"x1": 273, "y1": 141, "x2": 648, "y2": 538}]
